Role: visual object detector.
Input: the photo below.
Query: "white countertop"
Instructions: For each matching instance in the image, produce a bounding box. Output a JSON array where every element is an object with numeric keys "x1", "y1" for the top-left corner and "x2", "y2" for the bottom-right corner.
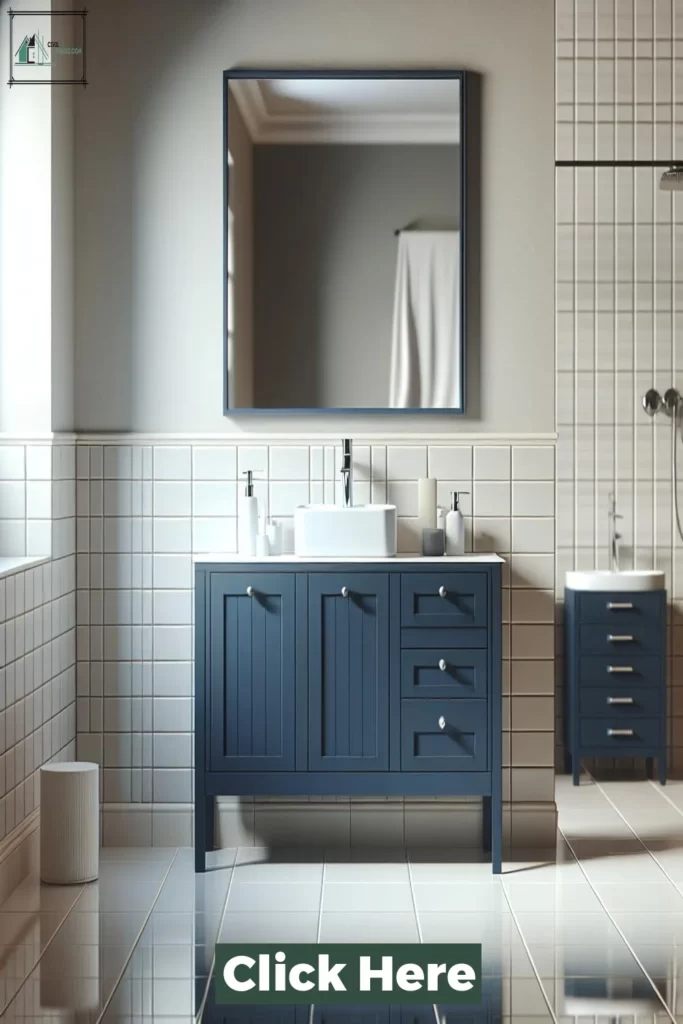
[{"x1": 194, "y1": 553, "x2": 504, "y2": 564}]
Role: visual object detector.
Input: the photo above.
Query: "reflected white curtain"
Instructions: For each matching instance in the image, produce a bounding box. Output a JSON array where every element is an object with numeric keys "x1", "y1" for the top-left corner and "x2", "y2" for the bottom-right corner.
[{"x1": 389, "y1": 231, "x2": 461, "y2": 409}]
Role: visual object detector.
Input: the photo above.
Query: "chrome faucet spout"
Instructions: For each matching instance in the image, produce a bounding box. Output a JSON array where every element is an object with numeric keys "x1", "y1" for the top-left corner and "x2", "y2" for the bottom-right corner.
[
  {"x1": 607, "y1": 491, "x2": 622, "y2": 572},
  {"x1": 340, "y1": 439, "x2": 353, "y2": 508}
]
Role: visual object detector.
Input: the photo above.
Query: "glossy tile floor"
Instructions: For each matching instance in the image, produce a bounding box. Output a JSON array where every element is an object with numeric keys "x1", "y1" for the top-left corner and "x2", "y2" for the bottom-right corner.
[{"x1": 3, "y1": 776, "x2": 683, "y2": 1021}]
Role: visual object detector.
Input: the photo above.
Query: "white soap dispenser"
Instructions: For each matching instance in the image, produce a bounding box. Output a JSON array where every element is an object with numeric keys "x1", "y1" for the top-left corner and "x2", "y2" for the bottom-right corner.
[
  {"x1": 445, "y1": 491, "x2": 469, "y2": 556},
  {"x1": 238, "y1": 470, "x2": 259, "y2": 556}
]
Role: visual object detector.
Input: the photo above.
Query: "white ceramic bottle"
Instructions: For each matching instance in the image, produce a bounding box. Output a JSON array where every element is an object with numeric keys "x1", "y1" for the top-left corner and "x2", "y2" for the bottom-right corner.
[
  {"x1": 445, "y1": 491, "x2": 469, "y2": 555},
  {"x1": 238, "y1": 470, "x2": 259, "y2": 556}
]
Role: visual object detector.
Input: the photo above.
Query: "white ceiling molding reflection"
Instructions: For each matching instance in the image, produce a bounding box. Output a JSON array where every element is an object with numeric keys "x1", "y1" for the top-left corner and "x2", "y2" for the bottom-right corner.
[{"x1": 229, "y1": 79, "x2": 460, "y2": 144}]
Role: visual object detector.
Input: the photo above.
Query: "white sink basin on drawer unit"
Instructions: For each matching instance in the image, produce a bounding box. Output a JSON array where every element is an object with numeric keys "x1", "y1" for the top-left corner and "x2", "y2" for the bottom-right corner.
[
  {"x1": 294, "y1": 504, "x2": 397, "y2": 558},
  {"x1": 565, "y1": 570, "x2": 665, "y2": 592}
]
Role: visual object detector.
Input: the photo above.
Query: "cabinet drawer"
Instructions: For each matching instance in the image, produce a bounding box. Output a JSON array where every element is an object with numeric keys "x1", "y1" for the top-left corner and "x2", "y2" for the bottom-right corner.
[
  {"x1": 579, "y1": 686, "x2": 661, "y2": 717},
  {"x1": 579, "y1": 717, "x2": 661, "y2": 749},
  {"x1": 578, "y1": 655, "x2": 662, "y2": 687},
  {"x1": 579, "y1": 590, "x2": 664, "y2": 625},
  {"x1": 579, "y1": 622, "x2": 662, "y2": 656},
  {"x1": 401, "y1": 573, "x2": 487, "y2": 629},
  {"x1": 401, "y1": 649, "x2": 488, "y2": 699},
  {"x1": 401, "y1": 700, "x2": 487, "y2": 771}
]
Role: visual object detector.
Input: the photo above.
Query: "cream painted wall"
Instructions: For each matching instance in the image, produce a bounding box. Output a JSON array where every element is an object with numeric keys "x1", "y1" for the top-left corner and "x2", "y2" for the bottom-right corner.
[{"x1": 73, "y1": 0, "x2": 554, "y2": 434}]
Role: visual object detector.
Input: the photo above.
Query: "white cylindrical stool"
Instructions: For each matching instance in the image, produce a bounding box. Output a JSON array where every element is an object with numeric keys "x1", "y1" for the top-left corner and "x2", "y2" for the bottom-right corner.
[{"x1": 40, "y1": 762, "x2": 99, "y2": 884}]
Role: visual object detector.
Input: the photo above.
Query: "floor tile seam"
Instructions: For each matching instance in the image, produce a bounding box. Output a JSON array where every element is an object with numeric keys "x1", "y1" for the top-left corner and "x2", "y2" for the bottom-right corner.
[
  {"x1": 196, "y1": 846, "x2": 240, "y2": 1023},
  {"x1": 499, "y1": 884, "x2": 560, "y2": 1024},
  {"x1": 0, "y1": 882, "x2": 85, "y2": 1017},
  {"x1": 644, "y1": 776, "x2": 683, "y2": 816},
  {"x1": 92, "y1": 846, "x2": 182, "y2": 1024},
  {"x1": 559, "y1": 825, "x2": 677, "y2": 1024},
  {"x1": 584, "y1": 771, "x2": 683, "y2": 891}
]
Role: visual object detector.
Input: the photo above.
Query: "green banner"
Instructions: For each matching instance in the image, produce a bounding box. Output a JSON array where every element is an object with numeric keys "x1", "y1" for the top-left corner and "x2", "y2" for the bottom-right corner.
[{"x1": 214, "y1": 943, "x2": 482, "y2": 1005}]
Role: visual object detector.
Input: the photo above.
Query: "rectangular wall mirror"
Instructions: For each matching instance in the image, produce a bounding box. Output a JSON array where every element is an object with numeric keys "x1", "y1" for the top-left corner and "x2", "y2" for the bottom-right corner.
[{"x1": 224, "y1": 69, "x2": 466, "y2": 414}]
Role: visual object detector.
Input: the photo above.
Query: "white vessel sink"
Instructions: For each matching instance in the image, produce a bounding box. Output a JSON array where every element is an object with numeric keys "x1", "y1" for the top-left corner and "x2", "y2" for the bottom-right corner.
[
  {"x1": 294, "y1": 504, "x2": 397, "y2": 557},
  {"x1": 565, "y1": 570, "x2": 665, "y2": 592}
]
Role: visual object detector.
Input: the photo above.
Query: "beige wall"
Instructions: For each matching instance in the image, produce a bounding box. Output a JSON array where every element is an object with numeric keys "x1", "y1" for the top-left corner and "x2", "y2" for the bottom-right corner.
[{"x1": 73, "y1": 0, "x2": 554, "y2": 434}]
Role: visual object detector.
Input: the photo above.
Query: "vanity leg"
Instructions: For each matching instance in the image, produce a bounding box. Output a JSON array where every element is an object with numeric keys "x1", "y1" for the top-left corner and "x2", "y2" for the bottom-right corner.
[
  {"x1": 572, "y1": 756, "x2": 581, "y2": 787},
  {"x1": 195, "y1": 793, "x2": 206, "y2": 873},
  {"x1": 482, "y1": 796, "x2": 492, "y2": 853},
  {"x1": 206, "y1": 796, "x2": 215, "y2": 852},
  {"x1": 491, "y1": 798, "x2": 502, "y2": 874},
  {"x1": 564, "y1": 749, "x2": 572, "y2": 775},
  {"x1": 659, "y1": 754, "x2": 667, "y2": 786}
]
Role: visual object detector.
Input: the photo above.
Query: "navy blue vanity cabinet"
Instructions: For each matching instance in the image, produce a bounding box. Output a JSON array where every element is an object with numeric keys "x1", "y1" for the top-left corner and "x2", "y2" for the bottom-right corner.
[
  {"x1": 564, "y1": 587, "x2": 667, "y2": 785},
  {"x1": 195, "y1": 560, "x2": 502, "y2": 873}
]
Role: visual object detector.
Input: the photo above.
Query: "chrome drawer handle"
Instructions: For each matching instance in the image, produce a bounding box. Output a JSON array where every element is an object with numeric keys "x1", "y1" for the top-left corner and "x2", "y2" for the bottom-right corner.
[
  {"x1": 607, "y1": 634, "x2": 634, "y2": 642},
  {"x1": 607, "y1": 665, "x2": 634, "y2": 673},
  {"x1": 438, "y1": 659, "x2": 447, "y2": 672},
  {"x1": 607, "y1": 696, "x2": 634, "y2": 705},
  {"x1": 607, "y1": 728, "x2": 634, "y2": 737},
  {"x1": 438, "y1": 716, "x2": 446, "y2": 730},
  {"x1": 341, "y1": 586, "x2": 349, "y2": 598},
  {"x1": 438, "y1": 586, "x2": 447, "y2": 598},
  {"x1": 607, "y1": 601, "x2": 634, "y2": 610},
  {"x1": 246, "y1": 586, "x2": 255, "y2": 597}
]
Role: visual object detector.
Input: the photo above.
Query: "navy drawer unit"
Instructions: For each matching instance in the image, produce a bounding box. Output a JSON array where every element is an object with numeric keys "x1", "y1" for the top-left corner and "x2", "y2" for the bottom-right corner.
[
  {"x1": 564, "y1": 586, "x2": 667, "y2": 785},
  {"x1": 195, "y1": 559, "x2": 503, "y2": 872}
]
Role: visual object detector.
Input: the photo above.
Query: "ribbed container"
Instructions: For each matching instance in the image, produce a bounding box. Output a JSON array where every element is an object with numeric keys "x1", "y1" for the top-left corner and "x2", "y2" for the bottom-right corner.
[{"x1": 40, "y1": 762, "x2": 99, "y2": 884}]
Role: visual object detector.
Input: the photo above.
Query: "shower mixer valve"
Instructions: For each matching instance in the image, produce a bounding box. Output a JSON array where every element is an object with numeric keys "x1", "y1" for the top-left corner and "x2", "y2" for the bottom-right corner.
[
  {"x1": 642, "y1": 387, "x2": 682, "y2": 416},
  {"x1": 642, "y1": 384, "x2": 683, "y2": 546}
]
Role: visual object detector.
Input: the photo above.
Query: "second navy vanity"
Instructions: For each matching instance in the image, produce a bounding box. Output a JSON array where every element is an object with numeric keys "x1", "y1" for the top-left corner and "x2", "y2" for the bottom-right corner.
[{"x1": 195, "y1": 555, "x2": 503, "y2": 873}]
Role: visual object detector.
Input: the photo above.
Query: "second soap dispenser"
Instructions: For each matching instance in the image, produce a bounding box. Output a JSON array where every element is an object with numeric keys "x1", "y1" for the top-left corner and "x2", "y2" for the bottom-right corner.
[
  {"x1": 238, "y1": 470, "x2": 259, "y2": 556},
  {"x1": 445, "y1": 491, "x2": 469, "y2": 556}
]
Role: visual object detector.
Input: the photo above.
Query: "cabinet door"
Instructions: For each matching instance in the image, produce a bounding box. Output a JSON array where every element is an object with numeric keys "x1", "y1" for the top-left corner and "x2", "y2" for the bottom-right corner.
[
  {"x1": 308, "y1": 573, "x2": 389, "y2": 771},
  {"x1": 209, "y1": 573, "x2": 296, "y2": 772}
]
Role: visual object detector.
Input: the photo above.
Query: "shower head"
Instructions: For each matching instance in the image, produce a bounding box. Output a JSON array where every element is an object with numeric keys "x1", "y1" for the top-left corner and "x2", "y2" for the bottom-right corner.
[{"x1": 660, "y1": 166, "x2": 683, "y2": 190}]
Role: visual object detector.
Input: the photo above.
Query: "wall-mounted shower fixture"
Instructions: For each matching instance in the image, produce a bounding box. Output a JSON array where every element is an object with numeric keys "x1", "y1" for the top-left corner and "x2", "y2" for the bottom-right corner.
[
  {"x1": 660, "y1": 165, "x2": 683, "y2": 190},
  {"x1": 642, "y1": 385, "x2": 683, "y2": 542}
]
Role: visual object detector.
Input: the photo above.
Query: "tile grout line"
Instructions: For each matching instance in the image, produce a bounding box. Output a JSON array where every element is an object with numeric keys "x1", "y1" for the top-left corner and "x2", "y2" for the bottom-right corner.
[
  {"x1": 406, "y1": 849, "x2": 449, "y2": 1024},
  {"x1": 559, "y1": 821, "x2": 678, "y2": 1023},
  {"x1": 499, "y1": 879, "x2": 560, "y2": 1024},
  {"x1": 196, "y1": 845, "x2": 240, "y2": 1024},
  {"x1": 91, "y1": 846, "x2": 181, "y2": 1024}
]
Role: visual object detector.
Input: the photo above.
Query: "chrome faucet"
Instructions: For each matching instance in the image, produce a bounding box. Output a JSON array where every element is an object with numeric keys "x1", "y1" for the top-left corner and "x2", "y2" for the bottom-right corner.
[
  {"x1": 608, "y1": 491, "x2": 622, "y2": 572},
  {"x1": 340, "y1": 439, "x2": 353, "y2": 508}
]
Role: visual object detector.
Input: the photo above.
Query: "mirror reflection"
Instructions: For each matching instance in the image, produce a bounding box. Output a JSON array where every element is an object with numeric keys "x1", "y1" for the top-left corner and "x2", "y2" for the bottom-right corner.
[{"x1": 226, "y1": 74, "x2": 464, "y2": 411}]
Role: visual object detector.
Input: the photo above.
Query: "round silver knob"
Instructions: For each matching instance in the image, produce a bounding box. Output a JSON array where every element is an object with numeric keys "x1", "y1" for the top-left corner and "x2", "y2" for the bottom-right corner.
[
  {"x1": 438, "y1": 586, "x2": 447, "y2": 598},
  {"x1": 438, "y1": 716, "x2": 446, "y2": 730},
  {"x1": 438, "y1": 659, "x2": 447, "y2": 672},
  {"x1": 246, "y1": 586, "x2": 255, "y2": 597},
  {"x1": 341, "y1": 586, "x2": 349, "y2": 598}
]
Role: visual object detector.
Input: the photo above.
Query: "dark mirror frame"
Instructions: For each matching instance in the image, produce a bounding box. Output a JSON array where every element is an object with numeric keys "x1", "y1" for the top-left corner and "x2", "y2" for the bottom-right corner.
[{"x1": 223, "y1": 68, "x2": 467, "y2": 416}]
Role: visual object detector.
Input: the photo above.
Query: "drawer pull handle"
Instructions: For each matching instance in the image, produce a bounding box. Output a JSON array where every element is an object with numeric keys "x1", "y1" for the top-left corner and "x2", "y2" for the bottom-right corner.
[
  {"x1": 607, "y1": 665, "x2": 634, "y2": 673},
  {"x1": 246, "y1": 586, "x2": 255, "y2": 597},
  {"x1": 607, "y1": 634, "x2": 634, "y2": 643},
  {"x1": 607, "y1": 728, "x2": 634, "y2": 737},
  {"x1": 438, "y1": 586, "x2": 448, "y2": 598},
  {"x1": 607, "y1": 601, "x2": 634, "y2": 610},
  {"x1": 607, "y1": 696, "x2": 634, "y2": 705},
  {"x1": 438, "y1": 659, "x2": 447, "y2": 672},
  {"x1": 438, "y1": 716, "x2": 446, "y2": 730},
  {"x1": 341, "y1": 586, "x2": 349, "y2": 598}
]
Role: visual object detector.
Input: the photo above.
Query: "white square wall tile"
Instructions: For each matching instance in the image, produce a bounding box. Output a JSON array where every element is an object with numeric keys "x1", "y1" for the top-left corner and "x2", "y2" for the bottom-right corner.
[
  {"x1": 0, "y1": 482, "x2": 25, "y2": 519},
  {"x1": 153, "y1": 591, "x2": 192, "y2": 626},
  {"x1": 153, "y1": 447, "x2": 191, "y2": 480},
  {"x1": 428, "y1": 446, "x2": 472, "y2": 480},
  {"x1": 26, "y1": 446, "x2": 52, "y2": 480},
  {"x1": 153, "y1": 519, "x2": 192, "y2": 553},
  {"x1": 193, "y1": 517, "x2": 236, "y2": 553},
  {"x1": 192, "y1": 446, "x2": 237, "y2": 480},
  {"x1": 153, "y1": 482, "x2": 191, "y2": 517},
  {"x1": 474, "y1": 482, "x2": 511, "y2": 517},
  {"x1": 192, "y1": 482, "x2": 236, "y2": 517},
  {"x1": 0, "y1": 447, "x2": 24, "y2": 481},
  {"x1": 26, "y1": 483, "x2": 51, "y2": 519},
  {"x1": 512, "y1": 518, "x2": 555, "y2": 554},
  {"x1": 512, "y1": 482, "x2": 555, "y2": 517},
  {"x1": 269, "y1": 446, "x2": 309, "y2": 480},
  {"x1": 387, "y1": 446, "x2": 427, "y2": 480},
  {"x1": 269, "y1": 482, "x2": 309, "y2": 517},
  {"x1": 474, "y1": 446, "x2": 511, "y2": 480},
  {"x1": 153, "y1": 555, "x2": 193, "y2": 589}
]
